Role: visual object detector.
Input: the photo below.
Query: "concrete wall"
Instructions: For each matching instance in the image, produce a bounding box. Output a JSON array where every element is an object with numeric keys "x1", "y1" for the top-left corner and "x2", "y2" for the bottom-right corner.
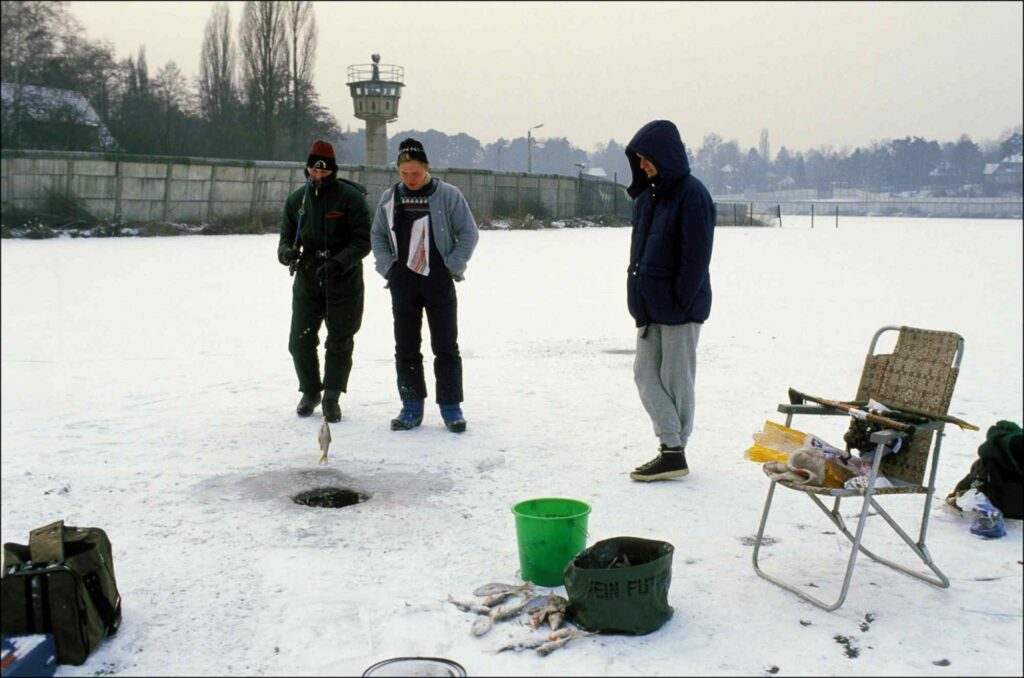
[{"x1": 1, "y1": 149, "x2": 613, "y2": 224}]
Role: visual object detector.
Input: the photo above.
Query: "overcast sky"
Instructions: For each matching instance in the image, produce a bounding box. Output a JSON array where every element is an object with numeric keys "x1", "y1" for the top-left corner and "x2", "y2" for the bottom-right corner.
[{"x1": 69, "y1": 1, "x2": 1023, "y2": 154}]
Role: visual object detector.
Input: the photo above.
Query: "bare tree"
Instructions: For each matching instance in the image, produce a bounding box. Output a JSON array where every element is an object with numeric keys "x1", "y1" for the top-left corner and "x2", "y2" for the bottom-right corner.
[
  {"x1": 239, "y1": 0, "x2": 288, "y2": 158},
  {"x1": 151, "y1": 61, "x2": 192, "y2": 153},
  {"x1": 135, "y1": 46, "x2": 150, "y2": 98},
  {"x1": 198, "y1": 3, "x2": 236, "y2": 122},
  {"x1": 284, "y1": 0, "x2": 317, "y2": 155}
]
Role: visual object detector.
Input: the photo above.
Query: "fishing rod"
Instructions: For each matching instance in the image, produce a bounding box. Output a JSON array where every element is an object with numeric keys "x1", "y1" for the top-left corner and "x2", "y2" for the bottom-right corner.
[
  {"x1": 788, "y1": 388, "x2": 916, "y2": 434},
  {"x1": 289, "y1": 178, "x2": 313, "y2": 277}
]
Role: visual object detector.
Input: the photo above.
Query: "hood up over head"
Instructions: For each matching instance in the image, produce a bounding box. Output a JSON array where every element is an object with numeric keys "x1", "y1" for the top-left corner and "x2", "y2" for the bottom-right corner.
[{"x1": 625, "y1": 120, "x2": 691, "y2": 199}]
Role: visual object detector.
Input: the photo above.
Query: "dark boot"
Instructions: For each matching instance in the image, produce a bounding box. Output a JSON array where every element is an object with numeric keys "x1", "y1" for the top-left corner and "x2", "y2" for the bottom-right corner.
[
  {"x1": 391, "y1": 399, "x2": 424, "y2": 431},
  {"x1": 630, "y1": 445, "x2": 688, "y2": 481},
  {"x1": 322, "y1": 389, "x2": 342, "y2": 423},
  {"x1": 296, "y1": 391, "x2": 321, "y2": 417},
  {"x1": 440, "y1": 403, "x2": 467, "y2": 433}
]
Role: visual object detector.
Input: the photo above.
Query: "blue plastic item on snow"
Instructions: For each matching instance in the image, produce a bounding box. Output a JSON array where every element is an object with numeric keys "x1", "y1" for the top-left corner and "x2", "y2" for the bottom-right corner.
[
  {"x1": 969, "y1": 495, "x2": 1007, "y2": 538},
  {"x1": 1, "y1": 634, "x2": 57, "y2": 677}
]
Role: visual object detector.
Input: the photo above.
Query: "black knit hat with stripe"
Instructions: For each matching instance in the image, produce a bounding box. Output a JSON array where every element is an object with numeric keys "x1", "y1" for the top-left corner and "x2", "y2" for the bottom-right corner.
[{"x1": 398, "y1": 138, "x2": 428, "y2": 164}]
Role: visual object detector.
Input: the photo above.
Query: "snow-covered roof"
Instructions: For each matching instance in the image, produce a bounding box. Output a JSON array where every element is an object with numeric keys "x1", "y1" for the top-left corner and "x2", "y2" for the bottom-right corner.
[{"x1": 1, "y1": 82, "x2": 118, "y2": 149}]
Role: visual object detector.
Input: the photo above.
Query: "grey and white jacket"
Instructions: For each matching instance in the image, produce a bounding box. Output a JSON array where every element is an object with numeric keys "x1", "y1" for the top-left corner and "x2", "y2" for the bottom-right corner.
[{"x1": 370, "y1": 179, "x2": 480, "y2": 281}]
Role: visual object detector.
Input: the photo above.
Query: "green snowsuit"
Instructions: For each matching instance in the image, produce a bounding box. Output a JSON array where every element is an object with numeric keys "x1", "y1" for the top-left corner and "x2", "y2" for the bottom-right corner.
[{"x1": 278, "y1": 173, "x2": 371, "y2": 394}]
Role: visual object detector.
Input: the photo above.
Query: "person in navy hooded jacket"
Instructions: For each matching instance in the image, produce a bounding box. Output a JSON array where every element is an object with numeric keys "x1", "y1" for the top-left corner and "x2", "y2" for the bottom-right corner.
[{"x1": 624, "y1": 120, "x2": 715, "y2": 482}]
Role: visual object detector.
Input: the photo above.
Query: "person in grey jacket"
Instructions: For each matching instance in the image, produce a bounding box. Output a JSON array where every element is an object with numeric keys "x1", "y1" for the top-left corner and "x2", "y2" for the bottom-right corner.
[{"x1": 370, "y1": 138, "x2": 480, "y2": 432}]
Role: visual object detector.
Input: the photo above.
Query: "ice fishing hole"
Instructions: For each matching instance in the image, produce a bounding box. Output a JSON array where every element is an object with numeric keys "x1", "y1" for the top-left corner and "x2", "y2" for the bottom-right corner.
[{"x1": 292, "y1": 487, "x2": 368, "y2": 508}]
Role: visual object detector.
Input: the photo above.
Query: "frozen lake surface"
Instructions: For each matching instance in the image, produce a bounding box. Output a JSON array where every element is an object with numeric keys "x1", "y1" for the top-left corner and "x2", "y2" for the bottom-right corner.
[{"x1": 2, "y1": 216, "x2": 1022, "y2": 676}]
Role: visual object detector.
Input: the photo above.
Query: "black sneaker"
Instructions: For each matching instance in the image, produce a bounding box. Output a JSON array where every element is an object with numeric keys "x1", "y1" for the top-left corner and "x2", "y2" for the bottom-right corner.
[
  {"x1": 322, "y1": 398, "x2": 341, "y2": 423},
  {"x1": 630, "y1": 448, "x2": 688, "y2": 482},
  {"x1": 296, "y1": 392, "x2": 321, "y2": 417},
  {"x1": 635, "y1": 444, "x2": 683, "y2": 470}
]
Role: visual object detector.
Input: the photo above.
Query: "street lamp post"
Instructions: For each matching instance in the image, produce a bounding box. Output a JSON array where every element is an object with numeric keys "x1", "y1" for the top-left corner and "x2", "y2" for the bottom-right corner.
[
  {"x1": 526, "y1": 123, "x2": 544, "y2": 173},
  {"x1": 575, "y1": 162, "x2": 586, "y2": 217}
]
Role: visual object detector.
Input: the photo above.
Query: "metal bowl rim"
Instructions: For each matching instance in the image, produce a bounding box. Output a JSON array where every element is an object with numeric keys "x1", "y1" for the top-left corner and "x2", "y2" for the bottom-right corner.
[{"x1": 361, "y1": 656, "x2": 466, "y2": 677}]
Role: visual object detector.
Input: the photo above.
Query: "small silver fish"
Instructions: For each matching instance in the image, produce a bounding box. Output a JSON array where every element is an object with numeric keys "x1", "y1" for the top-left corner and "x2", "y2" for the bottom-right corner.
[
  {"x1": 318, "y1": 416, "x2": 331, "y2": 464},
  {"x1": 529, "y1": 607, "x2": 553, "y2": 629},
  {"x1": 490, "y1": 637, "x2": 549, "y2": 654},
  {"x1": 528, "y1": 596, "x2": 569, "y2": 629},
  {"x1": 471, "y1": 616, "x2": 494, "y2": 636},
  {"x1": 523, "y1": 594, "x2": 567, "y2": 613},
  {"x1": 536, "y1": 635, "x2": 574, "y2": 656},
  {"x1": 472, "y1": 582, "x2": 532, "y2": 597},
  {"x1": 489, "y1": 627, "x2": 578, "y2": 654},
  {"x1": 483, "y1": 589, "x2": 525, "y2": 607},
  {"x1": 536, "y1": 629, "x2": 588, "y2": 657},
  {"x1": 490, "y1": 598, "x2": 533, "y2": 622},
  {"x1": 446, "y1": 595, "x2": 491, "y2": 616}
]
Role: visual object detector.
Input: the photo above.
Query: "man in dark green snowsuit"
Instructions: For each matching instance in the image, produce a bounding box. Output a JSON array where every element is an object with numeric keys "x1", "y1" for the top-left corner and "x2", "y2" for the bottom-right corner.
[{"x1": 278, "y1": 140, "x2": 371, "y2": 422}]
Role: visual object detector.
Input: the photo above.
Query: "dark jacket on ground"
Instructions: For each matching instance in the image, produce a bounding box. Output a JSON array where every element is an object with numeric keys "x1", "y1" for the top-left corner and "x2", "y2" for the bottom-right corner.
[
  {"x1": 278, "y1": 172, "x2": 372, "y2": 298},
  {"x1": 625, "y1": 120, "x2": 715, "y2": 328},
  {"x1": 951, "y1": 420, "x2": 1023, "y2": 519}
]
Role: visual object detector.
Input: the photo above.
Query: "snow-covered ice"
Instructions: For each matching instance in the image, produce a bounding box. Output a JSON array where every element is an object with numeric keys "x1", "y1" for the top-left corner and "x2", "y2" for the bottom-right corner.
[{"x1": 2, "y1": 216, "x2": 1022, "y2": 676}]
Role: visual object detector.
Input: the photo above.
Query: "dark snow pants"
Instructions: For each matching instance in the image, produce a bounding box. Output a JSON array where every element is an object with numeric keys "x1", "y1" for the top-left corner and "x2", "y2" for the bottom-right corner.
[
  {"x1": 288, "y1": 268, "x2": 364, "y2": 394},
  {"x1": 389, "y1": 269, "x2": 463, "y2": 405}
]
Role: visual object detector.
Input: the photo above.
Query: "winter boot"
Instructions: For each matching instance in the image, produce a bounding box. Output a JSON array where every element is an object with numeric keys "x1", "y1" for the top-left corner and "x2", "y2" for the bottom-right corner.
[
  {"x1": 322, "y1": 389, "x2": 342, "y2": 423},
  {"x1": 440, "y1": 404, "x2": 467, "y2": 433},
  {"x1": 630, "y1": 445, "x2": 688, "y2": 481},
  {"x1": 391, "y1": 399, "x2": 424, "y2": 431},
  {"x1": 296, "y1": 391, "x2": 321, "y2": 417}
]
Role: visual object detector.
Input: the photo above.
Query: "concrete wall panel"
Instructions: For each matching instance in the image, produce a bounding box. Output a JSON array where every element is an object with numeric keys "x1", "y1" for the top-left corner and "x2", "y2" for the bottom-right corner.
[
  {"x1": 168, "y1": 180, "x2": 211, "y2": 202},
  {"x1": 71, "y1": 174, "x2": 116, "y2": 199},
  {"x1": 120, "y1": 162, "x2": 168, "y2": 179},
  {"x1": 71, "y1": 160, "x2": 117, "y2": 176},
  {"x1": 1, "y1": 149, "x2": 641, "y2": 226},
  {"x1": 80, "y1": 198, "x2": 116, "y2": 218}
]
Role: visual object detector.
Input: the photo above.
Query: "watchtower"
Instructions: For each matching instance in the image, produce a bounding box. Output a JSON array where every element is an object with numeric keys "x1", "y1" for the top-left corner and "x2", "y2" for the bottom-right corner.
[{"x1": 347, "y1": 54, "x2": 404, "y2": 166}]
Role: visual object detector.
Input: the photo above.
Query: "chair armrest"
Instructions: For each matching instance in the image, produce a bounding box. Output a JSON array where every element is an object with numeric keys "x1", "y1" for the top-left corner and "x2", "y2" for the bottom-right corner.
[
  {"x1": 868, "y1": 428, "x2": 906, "y2": 444},
  {"x1": 867, "y1": 420, "x2": 942, "y2": 444},
  {"x1": 777, "y1": 404, "x2": 850, "y2": 417}
]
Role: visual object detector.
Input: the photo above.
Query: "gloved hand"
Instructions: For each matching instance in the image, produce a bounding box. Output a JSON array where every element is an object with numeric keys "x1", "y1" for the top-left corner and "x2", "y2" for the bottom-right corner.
[{"x1": 279, "y1": 247, "x2": 300, "y2": 266}]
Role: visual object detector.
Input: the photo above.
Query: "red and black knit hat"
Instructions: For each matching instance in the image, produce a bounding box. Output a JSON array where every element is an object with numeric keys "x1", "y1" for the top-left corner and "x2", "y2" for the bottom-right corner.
[{"x1": 307, "y1": 140, "x2": 337, "y2": 170}]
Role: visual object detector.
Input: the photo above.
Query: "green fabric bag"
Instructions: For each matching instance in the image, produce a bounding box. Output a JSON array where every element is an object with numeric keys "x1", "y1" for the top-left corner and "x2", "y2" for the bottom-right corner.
[
  {"x1": 1, "y1": 520, "x2": 122, "y2": 665},
  {"x1": 564, "y1": 536, "x2": 674, "y2": 635}
]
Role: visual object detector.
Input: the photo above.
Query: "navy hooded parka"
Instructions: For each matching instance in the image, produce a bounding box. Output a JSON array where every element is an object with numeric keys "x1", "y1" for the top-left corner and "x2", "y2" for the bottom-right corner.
[{"x1": 625, "y1": 120, "x2": 715, "y2": 328}]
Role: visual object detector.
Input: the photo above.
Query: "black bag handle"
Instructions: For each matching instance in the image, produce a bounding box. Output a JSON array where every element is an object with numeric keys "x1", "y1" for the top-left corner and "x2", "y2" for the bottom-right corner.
[{"x1": 29, "y1": 520, "x2": 65, "y2": 563}]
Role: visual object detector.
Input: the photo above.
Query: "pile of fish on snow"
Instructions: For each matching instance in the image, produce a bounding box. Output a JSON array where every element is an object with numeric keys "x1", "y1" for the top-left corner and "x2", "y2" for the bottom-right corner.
[{"x1": 446, "y1": 582, "x2": 594, "y2": 656}]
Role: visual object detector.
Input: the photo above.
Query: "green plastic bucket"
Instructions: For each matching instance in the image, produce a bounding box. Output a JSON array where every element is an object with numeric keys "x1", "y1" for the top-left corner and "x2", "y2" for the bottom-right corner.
[{"x1": 512, "y1": 497, "x2": 591, "y2": 586}]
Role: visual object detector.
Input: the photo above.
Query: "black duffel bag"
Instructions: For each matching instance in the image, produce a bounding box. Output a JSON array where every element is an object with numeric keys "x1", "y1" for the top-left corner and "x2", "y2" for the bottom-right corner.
[
  {"x1": 1, "y1": 520, "x2": 122, "y2": 665},
  {"x1": 564, "y1": 536, "x2": 674, "y2": 635}
]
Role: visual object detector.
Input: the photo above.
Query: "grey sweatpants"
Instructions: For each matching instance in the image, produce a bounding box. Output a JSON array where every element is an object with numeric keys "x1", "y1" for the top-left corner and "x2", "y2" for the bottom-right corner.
[{"x1": 633, "y1": 322, "x2": 702, "y2": 449}]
